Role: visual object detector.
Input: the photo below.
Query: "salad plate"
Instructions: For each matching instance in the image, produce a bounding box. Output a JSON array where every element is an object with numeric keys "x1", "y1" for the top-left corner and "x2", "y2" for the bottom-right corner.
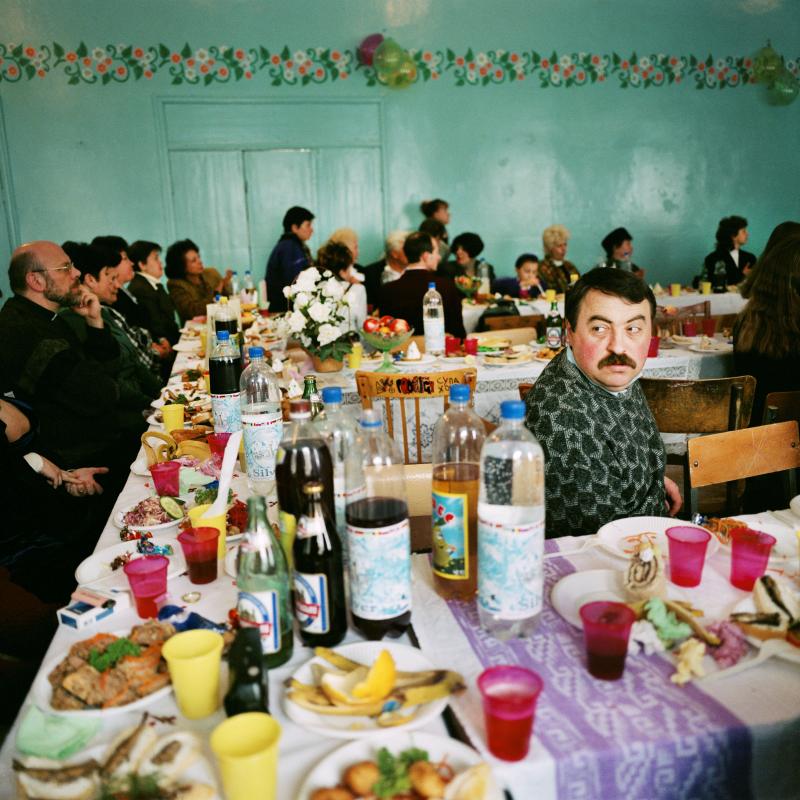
[{"x1": 113, "y1": 495, "x2": 186, "y2": 532}]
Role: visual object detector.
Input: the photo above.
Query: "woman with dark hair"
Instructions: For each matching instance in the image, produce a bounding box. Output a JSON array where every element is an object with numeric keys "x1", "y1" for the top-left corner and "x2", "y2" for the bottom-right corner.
[
  {"x1": 739, "y1": 220, "x2": 800, "y2": 299},
  {"x1": 165, "y1": 239, "x2": 222, "y2": 322},
  {"x1": 702, "y1": 215, "x2": 756, "y2": 287},
  {"x1": 317, "y1": 241, "x2": 367, "y2": 331},
  {"x1": 440, "y1": 232, "x2": 496, "y2": 283},
  {"x1": 597, "y1": 227, "x2": 645, "y2": 278}
]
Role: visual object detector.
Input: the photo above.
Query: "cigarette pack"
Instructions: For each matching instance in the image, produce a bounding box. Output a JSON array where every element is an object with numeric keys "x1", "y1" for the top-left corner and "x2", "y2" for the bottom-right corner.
[{"x1": 57, "y1": 600, "x2": 116, "y2": 630}]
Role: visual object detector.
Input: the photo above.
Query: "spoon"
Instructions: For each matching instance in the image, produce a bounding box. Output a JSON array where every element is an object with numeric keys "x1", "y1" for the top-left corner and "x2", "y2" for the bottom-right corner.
[{"x1": 204, "y1": 430, "x2": 242, "y2": 520}]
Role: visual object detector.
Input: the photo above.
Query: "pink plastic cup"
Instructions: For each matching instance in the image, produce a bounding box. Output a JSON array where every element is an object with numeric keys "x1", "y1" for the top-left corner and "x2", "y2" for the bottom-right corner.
[
  {"x1": 729, "y1": 528, "x2": 776, "y2": 590},
  {"x1": 477, "y1": 665, "x2": 543, "y2": 762},
  {"x1": 464, "y1": 337, "x2": 478, "y2": 356},
  {"x1": 123, "y1": 555, "x2": 169, "y2": 618},
  {"x1": 208, "y1": 432, "x2": 232, "y2": 465},
  {"x1": 177, "y1": 527, "x2": 220, "y2": 585},
  {"x1": 682, "y1": 321, "x2": 698, "y2": 337},
  {"x1": 579, "y1": 601, "x2": 636, "y2": 681},
  {"x1": 647, "y1": 336, "x2": 660, "y2": 358},
  {"x1": 702, "y1": 318, "x2": 716, "y2": 337},
  {"x1": 665, "y1": 526, "x2": 711, "y2": 587},
  {"x1": 149, "y1": 461, "x2": 181, "y2": 497}
]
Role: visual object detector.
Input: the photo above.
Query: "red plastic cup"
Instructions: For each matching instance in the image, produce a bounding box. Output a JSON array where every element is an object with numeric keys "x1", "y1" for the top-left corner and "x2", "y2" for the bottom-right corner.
[
  {"x1": 149, "y1": 461, "x2": 181, "y2": 497},
  {"x1": 647, "y1": 336, "x2": 659, "y2": 358},
  {"x1": 177, "y1": 527, "x2": 220, "y2": 584},
  {"x1": 702, "y1": 318, "x2": 716, "y2": 337},
  {"x1": 665, "y1": 526, "x2": 711, "y2": 587},
  {"x1": 579, "y1": 601, "x2": 636, "y2": 681},
  {"x1": 445, "y1": 335, "x2": 461, "y2": 355},
  {"x1": 464, "y1": 337, "x2": 478, "y2": 356},
  {"x1": 729, "y1": 528, "x2": 776, "y2": 590},
  {"x1": 477, "y1": 665, "x2": 543, "y2": 762},
  {"x1": 123, "y1": 555, "x2": 169, "y2": 618},
  {"x1": 208, "y1": 432, "x2": 232, "y2": 465},
  {"x1": 682, "y1": 321, "x2": 698, "y2": 337}
]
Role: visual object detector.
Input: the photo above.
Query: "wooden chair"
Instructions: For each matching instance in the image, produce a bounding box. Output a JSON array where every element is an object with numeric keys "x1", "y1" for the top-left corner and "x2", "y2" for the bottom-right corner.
[
  {"x1": 687, "y1": 421, "x2": 800, "y2": 515},
  {"x1": 639, "y1": 375, "x2": 756, "y2": 516},
  {"x1": 518, "y1": 382, "x2": 534, "y2": 401},
  {"x1": 708, "y1": 313, "x2": 738, "y2": 336},
  {"x1": 763, "y1": 390, "x2": 800, "y2": 425},
  {"x1": 471, "y1": 327, "x2": 538, "y2": 347},
  {"x1": 355, "y1": 368, "x2": 478, "y2": 464},
  {"x1": 484, "y1": 314, "x2": 544, "y2": 335}
]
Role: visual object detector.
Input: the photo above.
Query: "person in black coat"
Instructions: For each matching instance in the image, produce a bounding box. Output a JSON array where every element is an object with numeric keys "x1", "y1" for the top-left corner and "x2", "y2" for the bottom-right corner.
[
  {"x1": 92, "y1": 236, "x2": 147, "y2": 329},
  {"x1": 128, "y1": 240, "x2": 180, "y2": 345},
  {"x1": 265, "y1": 206, "x2": 314, "y2": 312},
  {"x1": 702, "y1": 215, "x2": 757, "y2": 288}
]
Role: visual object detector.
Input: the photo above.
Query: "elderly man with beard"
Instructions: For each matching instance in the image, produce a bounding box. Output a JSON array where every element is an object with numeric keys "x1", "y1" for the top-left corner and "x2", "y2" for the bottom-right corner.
[{"x1": 525, "y1": 268, "x2": 681, "y2": 538}]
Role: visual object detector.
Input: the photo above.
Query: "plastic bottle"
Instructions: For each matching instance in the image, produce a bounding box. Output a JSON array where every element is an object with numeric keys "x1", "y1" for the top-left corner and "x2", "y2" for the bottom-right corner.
[
  {"x1": 244, "y1": 269, "x2": 255, "y2": 294},
  {"x1": 236, "y1": 496, "x2": 293, "y2": 668},
  {"x1": 346, "y1": 409, "x2": 411, "y2": 640},
  {"x1": 431, "y1": 383, "x2": 485, "y2": 600},
  {"x1": 477, "y1": 400, "x2": 545, "y2": 640},
  {"x1": 209, "y1": 330, "x2": 243, "y2": 432},
  {"x1": 478, "y1": 261, "x2": 491, "y2": 295},
  {"x1": 230, "y1": 270, "x2": 241, "y2": 297},
  {"x1": 214, "y1": 296, "x2": 240, "y2": 347},
  {"x1": 423, "y1": 282, "x2": 445, "y2": 356},
  {"x1": 545, "y1": 300, "x2": 563, "y2": 349},
  {"x1": 240, "y1": 346, "x2": 283, "y2": 497},
  {"x1": 293, "y1": 482, "x2": 347, "y2": 647}
]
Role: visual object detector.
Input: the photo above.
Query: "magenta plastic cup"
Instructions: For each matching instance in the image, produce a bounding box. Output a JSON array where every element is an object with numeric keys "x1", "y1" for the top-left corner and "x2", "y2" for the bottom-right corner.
[
  {"x1": 579, "y1": 601, "x2": 636, "y2": 681},
  {"x1": 477, "y1": 665, "x2": 543, "y2": 762},
  {"x1": 729, "y1": 528, "x2": 776, "y2": 590},
  {"x1": 682, "y1": 321, "x2": 698, "y2": 337},
  {"x1": 178, "y1": 527, "x2": 220, "y2": 584},
  {"x1": 665, "y1": 526, "x2": 711, "y2": 587},
  {"x1": 149, "y1": 461, "x2": 181, "y2": 497},
  {"x1": 123, "y1": 555, "x2": 169, "y2": 618},
  {"x1": 647, "y1": 336, "x2": 659, "y2": 357},
  {"x1": 208, "y1": 432, "x2": 232, "y2": 465}
]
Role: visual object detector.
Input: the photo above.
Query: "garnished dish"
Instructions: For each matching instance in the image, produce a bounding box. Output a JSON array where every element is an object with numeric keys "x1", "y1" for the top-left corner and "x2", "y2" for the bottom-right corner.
[
  {"x1": 533, "y1": 346, "x2": 562, "y2": 362},
  {"x1": 119, "y1": 497, "x2": 185, "y2": 530},
  {"x1": 696, "y1": 515, "x2": 797, "y2": 562},
  {"x1": 474, "y1": 337, "x2": 510, "y2": 354},
  {"x1": 482, "y1": 344, "x2": 534, "y2": 366}
]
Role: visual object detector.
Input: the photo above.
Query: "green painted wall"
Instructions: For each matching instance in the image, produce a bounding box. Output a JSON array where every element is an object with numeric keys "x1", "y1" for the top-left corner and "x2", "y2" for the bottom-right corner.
[{"x1": 1, "y1": 0, "x2": 798, "y2": 300}]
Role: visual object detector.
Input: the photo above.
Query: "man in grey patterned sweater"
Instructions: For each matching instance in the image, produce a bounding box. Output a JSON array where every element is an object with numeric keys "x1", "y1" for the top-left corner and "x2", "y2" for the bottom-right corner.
[{"x1": 526, "y1": 268, "x2": 682, "y2": 538}]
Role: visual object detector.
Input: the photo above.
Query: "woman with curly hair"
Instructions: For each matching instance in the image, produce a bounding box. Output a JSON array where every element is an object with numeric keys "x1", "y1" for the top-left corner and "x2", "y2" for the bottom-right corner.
[
  {"x1": 539, "y1": 224, "x2": 579, "y2": 292},
  {"x1": 316, "y1": 240, "x2": 367, "y2": 332}
]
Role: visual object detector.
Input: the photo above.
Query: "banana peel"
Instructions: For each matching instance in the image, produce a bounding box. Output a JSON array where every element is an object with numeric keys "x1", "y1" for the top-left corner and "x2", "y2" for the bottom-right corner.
[{"x1": 313, "y1": 647, "x2": 446, "y2": 689}]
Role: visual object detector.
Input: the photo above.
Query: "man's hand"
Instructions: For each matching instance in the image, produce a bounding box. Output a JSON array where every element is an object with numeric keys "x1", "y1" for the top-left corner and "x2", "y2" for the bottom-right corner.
[
  {"x1": 72, "y1": 286, "x2": 104, "y2": 328},
  {"x1": 39, "y1": 456, "x2": 66, "y2": 488},
  {"x1": 665, "y1": 476, "x2": 682, "y2": 516},
  {"x1": 64, "y1": 466, "x2": 109, "y2": 496}
]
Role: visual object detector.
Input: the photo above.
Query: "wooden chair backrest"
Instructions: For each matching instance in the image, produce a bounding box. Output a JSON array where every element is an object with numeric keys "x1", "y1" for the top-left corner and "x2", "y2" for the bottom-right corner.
[
  {"x1": 709, "y1": 313, "x2": 737, "y2": 334},
  {"x1": 763, "y1": 390, "x2": 800, "y2": 425},
  {"x1": 471, "y1": 327, "x2": 538, "y2": 347},
  {"x1": 687, "y1": 421, "x2": 800, "y2": 488},
  {"x1": 677, "y1": 300, "x2": 711, "y2": 319},
  {"x1": 639, "y1": 376, "x2": 756, "y2": 434},
  {"x1": 355, "y1": 368, "x2": 478, "y2": 464},
  {"x1": 655, "y1": 301, "x2": 710, "y2": 335},
  {"x1": 518, "y1": 382, "x2": 534, "y2": 401},
  {"x1": 484, "y1": 314, "x2": 544, "y2": 333}
]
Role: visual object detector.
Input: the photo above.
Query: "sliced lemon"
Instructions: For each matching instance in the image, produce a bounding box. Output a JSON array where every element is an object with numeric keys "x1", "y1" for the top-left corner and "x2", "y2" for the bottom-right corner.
[
  {"x1": 319, "y1": 666, "x2": 372, "y2": 706},
  {"x1": 352, "y1": 649, "x2": 396, "y2": 701}
]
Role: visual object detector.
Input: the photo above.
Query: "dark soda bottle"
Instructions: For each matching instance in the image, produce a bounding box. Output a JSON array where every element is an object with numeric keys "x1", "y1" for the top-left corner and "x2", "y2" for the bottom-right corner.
[
  {"x1": 209, "y1": 329, "x2": 243, "y2": 432},
  {"x1": 292, "y1": 482, "x2": 347, "y2": 647},
  {"x1": 223, "y1": 627, "x2": 269, "y2": 716},
  {"x1": 545, "y1": 300, "x2": 563, "y2": 349}
]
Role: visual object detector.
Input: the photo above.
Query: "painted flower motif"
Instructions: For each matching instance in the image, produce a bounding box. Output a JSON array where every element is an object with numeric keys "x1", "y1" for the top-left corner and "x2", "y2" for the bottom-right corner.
[
  {"x1": 629, "y1": 72, "x2": 641, "y2": 87},
  {"x1": 639, "y1": 56, "x2": 651, "y2": 69},
  {"x1": 195, "y1": 48, "x2": 209, "y2": 63},
  {"x1": 294, "y1": 50, "x2": 306, "y2": 64},
  {"x1": 550, "y1": 72, "x2": 562, "y2": 86},
  {"x1": 476, "y1": 52, "x2": 489, "y2": 66},
  {"x1": 92, "y1": 47, "x2": 106, "y2": 61},
  {"x1": 82, "y1": 68, "x2": 92, "y2": 79},
  {"x1": 559, "y1": 54, "x2": 572, "y2": 67}
]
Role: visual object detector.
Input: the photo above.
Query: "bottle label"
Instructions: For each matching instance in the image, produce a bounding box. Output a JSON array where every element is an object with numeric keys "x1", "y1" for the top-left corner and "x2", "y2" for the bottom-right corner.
[
  {"x1": 211, "y1": 392, "x2": 242, "y2": 432},
  {"x1": 477, "y1": 511, "x2": 544, "y2": 620},
  {"x1": 241, "y1": 411, "x2": 283, "y2": 482},
  {"x1": 237, "y1": 589, "x2": 281, "y2": 654},
  {"x1": 347, "y1": 518, "x2": 411, "y2": 620},
  {"x1": 432, "y1": 490, "x2": 469, "y2": 580},
  {"x1": 278, "y1": 510, "x2": 296, "y2": 568},
  {"x1": 293, "y1": 571, "x2": 329, "y2": 634},
  {"x1": 546, "y1": 325, "x2": 562, "y2": 349},
  {"x1": 333, "y1": 466, "x2": 366, "y2": 533},
  {"x1": 424, "y1": 317, "x2": 445, "y2": 354}
]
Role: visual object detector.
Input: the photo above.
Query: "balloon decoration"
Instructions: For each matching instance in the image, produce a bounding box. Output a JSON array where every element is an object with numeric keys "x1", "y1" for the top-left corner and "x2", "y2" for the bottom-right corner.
[
  {"x1": 752, "y1": 40, "x2": 798, "y2": 107},
  {"x1": 752, "y1": 41, "x2": 782, "y2": 84},
  {"x1": 767, "y1": 67, "x2": 800, "y2": 106},
  {"x1": 372, "y1": 36, "x2": 417, "y2": 90},
  {"x1": 357, "y1": 33, "x2": 384, "y2": 67}
]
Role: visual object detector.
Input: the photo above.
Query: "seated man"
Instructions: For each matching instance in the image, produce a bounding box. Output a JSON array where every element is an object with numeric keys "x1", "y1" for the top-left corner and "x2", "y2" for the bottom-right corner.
[
  {"x1": 265, "y1": 206, "x2": 314, "y2": 313},
  {"x1": 128, "y1": 239, "x2": 180, "y2": 346},
  {"x1": 493, "y1": 253, "x2": 546, "y2": 299},
  {"x1": 378, "y1": 232, "x2": 466, "y2": 339},
  {"x1": 525, "y1": 268, "x2": 681, "y2": 538}
]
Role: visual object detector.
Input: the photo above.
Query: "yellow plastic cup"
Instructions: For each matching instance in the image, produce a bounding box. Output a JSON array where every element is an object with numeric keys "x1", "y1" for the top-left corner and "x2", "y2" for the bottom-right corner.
[
  {"x1": 161, "y1": 403, "x2": 185, "y2": 433},
  {"x1": 700, "y1": 281, "x2": 712, "y2": 295},
  {"x1": 545, "y1": 288, "x2": 556, "y2": 302},
  {"x1": 670, "y1": 283, "x2": 681, "y2": 297},
  {"x1": 211, "y1": 713, "x2": 281, "y2": 800},
  {"x1": 346, "y1": 342, "x2": 363, "y2": 369},
  {"x1": 198, "y1": 329, "x2": 207, "y2": 358},
  {"x1": 570, "y1": 272, "x2": 579, "y2": 284},
  {"x1": 161, "y1": 630, "x2": 224, "y2": 719},
  {"x1": 188, "y1": 503, "x2": 227, "y2": 560}
]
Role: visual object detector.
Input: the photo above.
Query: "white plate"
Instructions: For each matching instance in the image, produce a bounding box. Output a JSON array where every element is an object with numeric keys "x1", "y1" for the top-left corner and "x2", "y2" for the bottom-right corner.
[
  {"x1": 596, "y1": 516, "x2": 719, "y2": 561},
  {"x1": 550, "y1": 569, "x2": 629, "y2": 629},
  {"x1": 440, "y1": 355, "x2": 467, "y2": 364},
  {"x1": 397, "y1": 353, "x2": 437, "y2": 366},
  {"x1": 296, "y1": 731, "x2": 503, "y2": 800},
  {"x1": 533, "y1": 354, "x2": 559, "y2": 363},
  {"x1": 482, "y1": 354, "x2": 535, "y2": 367},
  {"x1": 670, "y1": 335, "x2": 700, "y2": 346},
  {"x1": 173, "y1": 341, "x2": 202, "y2": 353},
  {"x1": 284, "y1": 641, "x2": 450, "y2": 739},
  {"x1": 130, "y1": 455, "x2": 151, "y2": 477},
  {"x1": 731, "y1": 596, "x2": 800, "y2": 665},
  {"x1": 75, "y1": 539, "x2": 186, "y2": 590},
  {"x1": 688, "y1": 343, "x2": 733, "y2": 354},
  {"x1": 33, "y1": 633, "x2": 173, "y2": 716},
  {"x1": 113, "y1": 495, "x2": 185, "y2": 532}
]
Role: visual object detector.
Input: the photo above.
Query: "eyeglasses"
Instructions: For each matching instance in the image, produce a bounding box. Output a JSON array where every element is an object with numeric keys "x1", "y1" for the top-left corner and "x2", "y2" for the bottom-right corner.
[{"x1": 34, "y1": 262, "x2": 76, "y2": 274}]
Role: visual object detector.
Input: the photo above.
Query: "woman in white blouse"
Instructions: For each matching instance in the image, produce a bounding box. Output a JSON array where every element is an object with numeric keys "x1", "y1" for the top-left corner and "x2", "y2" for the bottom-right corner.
[{"x1": 316, "y1": 241, "x2": 367, "y2": 332}]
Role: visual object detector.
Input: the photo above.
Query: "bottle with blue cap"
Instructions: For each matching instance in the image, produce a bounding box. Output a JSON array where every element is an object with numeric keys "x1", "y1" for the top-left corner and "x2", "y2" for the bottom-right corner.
[
  {"x1": 431, "y1": 383, "x2": 485, "y2": 600},
  {"x1": 478, "y1": 399, "x2": 545, "y2": 639},
  {"x1": 209, "y1": 329, "x2": 243, "y2": 432},
  {"x1": 240, "y1": 346, "x2": 283, "y2": 498},
  {"x1": 423, "y1": 281, "x2": 445, "y2": 356}
]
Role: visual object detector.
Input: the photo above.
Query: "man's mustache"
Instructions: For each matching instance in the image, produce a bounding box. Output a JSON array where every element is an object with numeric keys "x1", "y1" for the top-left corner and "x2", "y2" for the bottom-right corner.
[{"x1": 598, "y1": 353, "x2": 637, "y2": 368}]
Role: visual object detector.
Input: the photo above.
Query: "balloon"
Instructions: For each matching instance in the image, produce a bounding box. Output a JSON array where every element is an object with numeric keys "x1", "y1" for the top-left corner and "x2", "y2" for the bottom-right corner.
[
  {"x1": 752, "y1": 42, "x2": 782, "y2": 84},
  {"x1": 358, "y1": 33, "x2": 384, "y2": 67},
  {"x1": 383, "y1": 54, "x2": 417, "y2": 89},
  {"x1": 767, "y1": 67, "x2": 799, "y2": 105},
  {"x1": 374, "y1": 38, "x2": 406, "y2": 74}
]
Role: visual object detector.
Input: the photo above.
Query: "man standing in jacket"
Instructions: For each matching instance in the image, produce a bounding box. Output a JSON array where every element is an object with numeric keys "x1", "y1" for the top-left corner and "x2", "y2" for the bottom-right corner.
[{"x1": 265, "y1": 206, "x2": 314, "y2": 312}]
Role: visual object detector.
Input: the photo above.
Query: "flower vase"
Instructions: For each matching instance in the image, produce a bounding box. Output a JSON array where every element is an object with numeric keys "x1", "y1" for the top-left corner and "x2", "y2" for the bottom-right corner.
[{"x1": 311, "y1": 354, "x2": 344, "y2": 373}]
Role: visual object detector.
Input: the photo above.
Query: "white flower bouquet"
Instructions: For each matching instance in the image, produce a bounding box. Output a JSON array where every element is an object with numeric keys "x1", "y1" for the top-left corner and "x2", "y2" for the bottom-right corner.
[{"x1": 282, "y1": 267, "x2": 353, "y2": 361}]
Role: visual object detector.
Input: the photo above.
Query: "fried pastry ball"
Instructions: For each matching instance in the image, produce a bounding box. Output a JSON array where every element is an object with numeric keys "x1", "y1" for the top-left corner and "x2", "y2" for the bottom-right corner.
[
  {"x1": 310, "y1": 789, "x2": 354, "y2": 800},
  {"x1": 409, "y1": 760, "x2": 447, "y2": 797},
  {"x1": 343, "y1": 760, "x2": 381, "y2": 795}
]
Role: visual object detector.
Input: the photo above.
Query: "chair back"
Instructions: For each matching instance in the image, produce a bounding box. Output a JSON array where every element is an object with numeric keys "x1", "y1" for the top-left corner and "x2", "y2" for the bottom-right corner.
[
  {"x1": 484, "y1": 315, "x2": 544, "y2": 335},
  {"x1": 518, "y1": 382, "x2": 534, "y2": 401},
  {"x1": 763, "y1": 390, "x2": 800, "y2": 425},
  {"x1": 655, "y1": 300, "x2": 710, "y2": 335},
  {"x1": 355, "y1": 368, "x2": 478, "y2": 464},
  {"x1": 471, "y1": 327, "x2": 538, "y2": 347}
]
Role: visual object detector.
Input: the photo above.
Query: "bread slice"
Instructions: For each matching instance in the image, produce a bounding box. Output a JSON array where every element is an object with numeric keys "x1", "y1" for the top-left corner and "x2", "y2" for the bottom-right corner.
[
  {"x1": 13, "y1": 757, "x2": 99, "y2": 800},
  {"x1": 138, "y1": 732, "x2": 201, "y2": 786},
  {"x1": 754, "y1": 576, "x2": 800, "y2": 627},
  {"x1": 102, "y1": 714, "x2": 157, "y2": 779}
]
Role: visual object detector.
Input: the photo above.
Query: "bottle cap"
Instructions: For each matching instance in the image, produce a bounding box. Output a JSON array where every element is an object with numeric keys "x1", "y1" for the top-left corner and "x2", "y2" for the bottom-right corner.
[
  {"x1": 216, "y1": 330, "x2": 230, "y2": 342},
  {"x1": 449, "y1": 383, "x2": 470, "y2": 403},
  {"x1": 359, "y1": 408, "x2": 383, "y2": 429},
  {"x1": 289, "y1": 399, "x2": 312, "y2": 419},
  {"x1": 302, "y1": 481, "x2": 324, "y2": 496},
  {"x1": 248, "y1": 346, "x2": 264, "y2": 359},
  {"x1": 322, "y1": 387, "x2": 342, "y2": 404},
  {"x1": 500, "y1": 399, "x2": 525, "y2": 420},
  {"x1": 428, "y1": 282, "x2": 436, "y2": 289}
]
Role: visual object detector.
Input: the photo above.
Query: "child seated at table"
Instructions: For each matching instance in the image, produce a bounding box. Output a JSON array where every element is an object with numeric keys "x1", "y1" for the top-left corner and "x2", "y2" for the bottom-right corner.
[{"x1": 493, "y1": 253, "x2": 547, "y2": 299}]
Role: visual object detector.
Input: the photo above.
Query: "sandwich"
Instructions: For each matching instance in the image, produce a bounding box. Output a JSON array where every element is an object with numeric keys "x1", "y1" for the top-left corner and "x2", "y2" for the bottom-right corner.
[
  {"x1": 624, "y1": 538, "x2": 666, "y2": 602},
  {"x1": 728, "y1": 611, "x2": 786, "y2": 642},
  {"x1": 138, "y1": 732, "x2": 202, "y2": 786},
  {"x1": 13, "y1": 757, "x2": 100, "y2": 800},
  {"x1": 753, "y1": 575, "x2": 800, "y2": 625},
  {"x1": 102, "y1": 713, "x2": 158, "y2": 779}
]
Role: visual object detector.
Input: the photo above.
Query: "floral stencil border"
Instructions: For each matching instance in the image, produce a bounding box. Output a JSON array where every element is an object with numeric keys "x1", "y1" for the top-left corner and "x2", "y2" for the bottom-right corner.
[{"x1": 1, "y1": 43, "x2": 797, "y2": 89}]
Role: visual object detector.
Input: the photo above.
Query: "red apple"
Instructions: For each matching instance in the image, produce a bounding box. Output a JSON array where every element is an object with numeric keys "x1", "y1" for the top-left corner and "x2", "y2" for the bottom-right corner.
[
  {"x1": 363, "y1": 317, "x2": 381, "y2": 333},
  {"x1": 379, "y1": 315, "x2": 395, "y2": 326},
  {"x1": 389, "y1": 318, "x2": 410, "y2": 334}
]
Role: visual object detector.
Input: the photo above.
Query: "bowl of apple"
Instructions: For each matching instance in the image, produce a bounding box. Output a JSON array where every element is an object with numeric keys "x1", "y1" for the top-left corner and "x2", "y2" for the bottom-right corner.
[{"x1": 361, "y1": 316, "x2": 414, "y2": 373}]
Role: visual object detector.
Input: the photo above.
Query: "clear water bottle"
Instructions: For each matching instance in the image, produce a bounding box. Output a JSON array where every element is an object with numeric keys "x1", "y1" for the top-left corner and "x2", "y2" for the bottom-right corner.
[
  {"x1": 230, "y1": 270, "x2": 241, "y2": 296},
  {"x1": 240, "y1": 346, "x2": 283, "y2": 498},
  {"x1": 478, "y1": 400, "x2": 545, "y2": 640},
  {"x1": 315, "y1": 387, "x2": 364, "y2": 564},
  {"x1": 431, "y1": 384, "x2": 484, "y2": 600},
  {"x1": 244, "y1": 269, "x2": 255, "y2": 293},
  {"x1": 346, "y1": 409, "x2": 411, "y2": 640},
  {"x1": 209, "y1": 330, "x2": 243, "y2": 433},
  {"x1": 478, "y1": 261, "x2": 491, "y2": 294},
  {"x1": 423, "y1": 281, "x2": 445, "y2": 356}
]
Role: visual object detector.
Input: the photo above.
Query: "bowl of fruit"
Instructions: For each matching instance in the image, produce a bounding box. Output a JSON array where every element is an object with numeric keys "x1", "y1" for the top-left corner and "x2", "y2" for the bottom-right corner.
[
  {"x1": 361, "y1": 316, "x2": 414, "y2": 373},
  {"x1": 455, "y1": 275, "x2": 482, "y2": 300}
]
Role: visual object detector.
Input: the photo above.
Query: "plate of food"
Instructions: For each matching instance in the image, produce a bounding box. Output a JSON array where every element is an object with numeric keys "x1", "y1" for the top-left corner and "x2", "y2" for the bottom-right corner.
[
  {"x1": 75, "y1": 539, "x2": 186, "y2": 590},
  {"x1": 698, "y1": 516, "x2": 797, "y2": 563},
  {"x1": 113, "y1": 495, "x2": 186, "y2": 532},
  {"x1": 482, "y1": 345, "x2": 536, "y2": 366},
  {"x1": 670, "y1": 334, "x2": 700, "y2": 347},
  {"x1": 173, "y1": 340, "x2": 202, "y2": 353},
  {"x1": 284, "y1": 641, "x2": 465, "y2": 740},
  {"x1": 296, "y1": 731, "x2": 502, "y2": 800},
  {"x1": 688, "y1": 339, "x2": 733, "y2": 354},
  {"x1": 32, "y1": 622, "x2": 176, "y2": 715},
  {"x1": 596, "y1": 516, "x2": 719, "y2": 561},
  {"x1": 398, "y1": 353, "x2": 437, "y2": 367},
  {"x1": 475, "y1": 337, "x2": 511, "y2": 355},
  {"x1": 534, "y1": 346, "x2": 563, "y2": 362}
]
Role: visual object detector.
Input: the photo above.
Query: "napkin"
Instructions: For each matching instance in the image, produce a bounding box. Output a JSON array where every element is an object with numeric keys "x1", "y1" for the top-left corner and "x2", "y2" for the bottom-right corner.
[
  {"x1": 179, "y1": 466, "x2": 215, "y2": 494},
  {"x1": 16, "y1": 706, "x2": 101, "y2": 759}
]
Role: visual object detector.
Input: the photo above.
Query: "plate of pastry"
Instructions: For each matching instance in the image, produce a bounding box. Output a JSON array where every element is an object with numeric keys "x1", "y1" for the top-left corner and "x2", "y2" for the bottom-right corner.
[{"x1": 596, "y1": 516, "x2": 719, "y2": 561}]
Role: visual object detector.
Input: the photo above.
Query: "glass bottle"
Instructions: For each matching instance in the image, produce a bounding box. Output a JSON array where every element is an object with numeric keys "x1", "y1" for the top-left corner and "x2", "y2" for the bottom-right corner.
[
  {"x1": 223, "y1": 627, "x2": 269, "y2": 716},
  {"x1": 302, "y1": 375, "x2": 323, "y2": 419},
  {"x1": 545, "y1": 300, "x2": 563, "y2": 349}
]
